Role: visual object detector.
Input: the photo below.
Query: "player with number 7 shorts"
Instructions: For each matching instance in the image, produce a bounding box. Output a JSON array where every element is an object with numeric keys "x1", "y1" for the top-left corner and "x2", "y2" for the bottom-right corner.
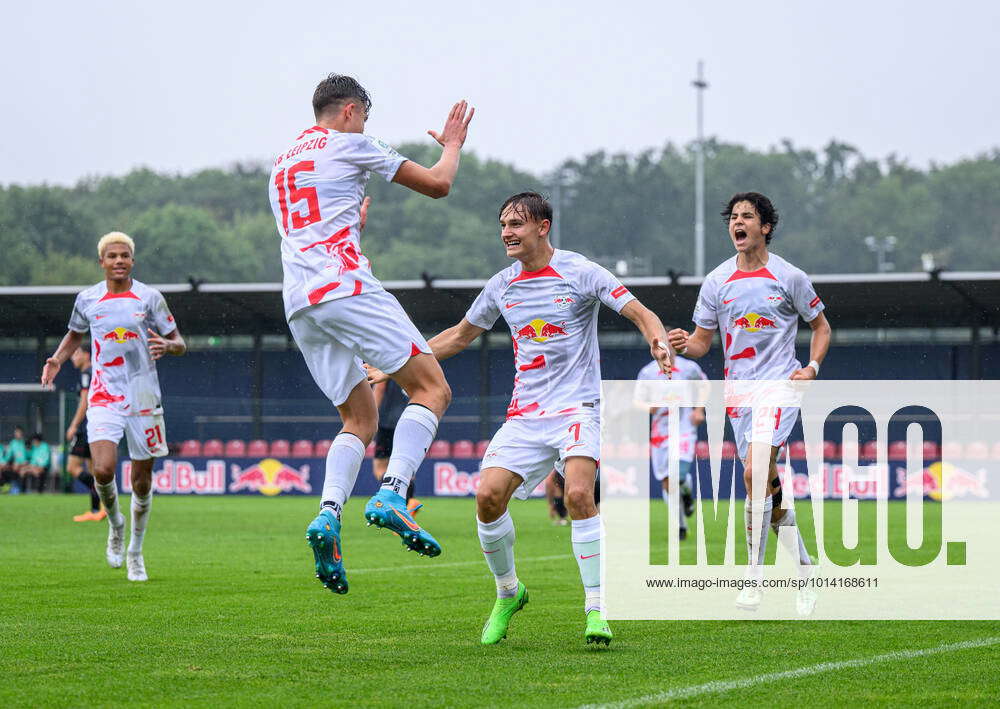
[
  {"x1": 41, "y1": 231, "x2": 187, "y2": 583},
  {"x1": 367, "y1": 192, "x2": 676, "y2": 646},
  {"x1": 267, "y1": 74, "x2": 474, "y2": 596}
]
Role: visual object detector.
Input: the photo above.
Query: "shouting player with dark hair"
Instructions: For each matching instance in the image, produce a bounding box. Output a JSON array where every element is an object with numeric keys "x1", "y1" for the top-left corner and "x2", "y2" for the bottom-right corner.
[{"x1": 669, "y1": 192, "x2": 831, "y2": 615}]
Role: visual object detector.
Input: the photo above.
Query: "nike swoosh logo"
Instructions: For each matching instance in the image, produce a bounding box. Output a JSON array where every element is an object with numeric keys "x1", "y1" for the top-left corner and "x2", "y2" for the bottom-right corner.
[
  {"x1": 94, "y1": 314, "x2": 107, "y2": 319},
  {"x1": 482, "y1": 549, "x2": 498, "y2": 554},
  {"x1": 723, "y1": 298, "x2": 736, "y2": 304},
  {"x1": 391, "y1": 508, "x2": 421, "y2": 532},
  {"x1": 565, "y1": 443, "x2": 585, "y2": 451},
  {"x1": 505, "y1": 302, "x2": 525, "y2": 309},
  {"x1": 579, "y1": 553, "x2": 600, "y2": 560}
]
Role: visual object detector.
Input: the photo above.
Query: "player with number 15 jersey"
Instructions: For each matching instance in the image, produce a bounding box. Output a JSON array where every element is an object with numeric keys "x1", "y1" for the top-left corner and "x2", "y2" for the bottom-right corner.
[{"x1": 267, "y1": 74, "x2": 474, "y2": 596}]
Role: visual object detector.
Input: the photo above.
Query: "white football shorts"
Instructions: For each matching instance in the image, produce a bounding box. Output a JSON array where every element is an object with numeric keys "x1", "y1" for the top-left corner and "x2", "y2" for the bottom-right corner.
[
  {"x1": 289, "y1": 290, "x2": 431, "y2": 406},
  {"x1": 729, "y1": 406, "x2": 798, "y2": 461},
  {"x1": 87, "y1": 407, "x2": 168, "y2": 460},
  {"x1": 481, "y1": 410, "x2": 600, "y2": 500},
  {"x1": 650, "y1": 432, "x2": 696, "y2": 480}
]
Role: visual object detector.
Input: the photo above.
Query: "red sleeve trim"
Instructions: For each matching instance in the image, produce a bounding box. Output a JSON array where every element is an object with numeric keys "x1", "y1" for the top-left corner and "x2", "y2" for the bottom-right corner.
[
  {"x1": 809, "y1": 296, "x2": 821, "y2": 308},
  {"x1": 611, "y1": 285, "x2": 629, "y2": 299}
]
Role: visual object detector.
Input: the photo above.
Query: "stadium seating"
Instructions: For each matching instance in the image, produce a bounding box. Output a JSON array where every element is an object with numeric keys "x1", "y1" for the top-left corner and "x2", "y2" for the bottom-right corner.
[
  {"x1": 269, "y1": 439, "x2": 290, "y2": 457},
  {"x1": 315, "y1": 439, "x2": 332, "y2": 457},
  {"x1": 992, "y1": 442, "x2": 1000, "y2": 460},
  {"x1": 476, "y1": 440, "x2": 491, "y2": 459},
  {"x1": 202, "y1": 439, "x2": 224, "y2": 457},
  {"x1": 823, "y1": 440, "x2": 840, "y2": 459},
  {"x1": 179, "y1": 440, "x2": 201, "y2": 457},
  {"x1": 721, "y1": 441, "x2": 737, "y2": 459},
  {"x1": 788, "y1": 441, "x2": 808, "y2": 459},
  {"x1": 290, "y1": 440, "x2": 314, "y2": 458},
  {"x1": 225, "y1": 440, "x2": 246, "y2": 457},
  {"x1": 888, "y1": 440, "x2": 908, "y2": 461},
  {"x1": 861, "y1": 440, "x2": 878, "y2": 459},
  {"x1": 428, "y1": 440, "x2": 451, "y2": 458},
  {"x1": 246, "y1": 439, "x2": 268, "y2": 458},
  {"x1": 923, "y1": 441, "x2": 940, "y2": 459},
  {"x1": 942, "y1": 441, "x2": 963, "y2": 459},
  {"x1": 451, "y1": 440, "x2": 475, "y2": 458},
  {"x1": 695, "y1": 441, "x2": 709, "y2": 459},
  {"x1": 965, "y1": 441, "x2": 989, "y2": 460}
]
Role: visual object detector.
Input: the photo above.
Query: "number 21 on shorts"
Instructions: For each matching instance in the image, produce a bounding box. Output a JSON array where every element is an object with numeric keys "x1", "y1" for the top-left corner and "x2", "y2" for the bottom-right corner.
[{"x1": 145, "y1": 425, "x2": 163, "y2": 449}]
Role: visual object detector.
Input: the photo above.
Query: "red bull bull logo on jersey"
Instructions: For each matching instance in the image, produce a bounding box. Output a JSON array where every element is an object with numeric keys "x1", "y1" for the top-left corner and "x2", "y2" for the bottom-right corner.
[
  {"x1": 731, "y1": 312, "x2": 777, "y2": 333},
  {"x1": 514, "y1": 318, "x2": 569, "y2": 343},
  {"x1": 103, "y1": 327, "x2": 140, "y2": 344},
  {"x1": 229, "y1": 458, "x2": 312, "y2": 496}
]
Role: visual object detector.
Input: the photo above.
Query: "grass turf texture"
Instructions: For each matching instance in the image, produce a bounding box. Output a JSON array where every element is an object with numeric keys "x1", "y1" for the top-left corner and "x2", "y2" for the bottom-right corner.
[{"x1": 2, "y1": 496, "x2": 997, "y2": 708}]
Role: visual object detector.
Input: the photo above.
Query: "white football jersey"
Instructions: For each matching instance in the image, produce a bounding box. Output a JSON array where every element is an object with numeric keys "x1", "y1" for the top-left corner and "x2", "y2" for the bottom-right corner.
[
  {"x1": 636, "y1": 356, "x2": 707, "y2": 446},
  {"x1": 693, "y1": 253, "x2": 824, "y2": 380},
  {"x1": 466, "y1": 249, "x2": 636, "y2": 419},
  {"x1": 68, "y1": 280, "x2": 176, "y2": 416},
  {"x1": 267, "y1": 126, "x2": 407, "y2": 320}
]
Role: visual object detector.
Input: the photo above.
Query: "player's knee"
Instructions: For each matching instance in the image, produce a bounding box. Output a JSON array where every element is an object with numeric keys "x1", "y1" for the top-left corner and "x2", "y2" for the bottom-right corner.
[
  {"x1": 92, "y1": 465, "x2": 115, "y2": 484},
  {"x1": 564, "y1": 485, "x2": 596, "y2": 517},
  {"x1": 476, "y1": 486, "x2": 505, "y2": 519}
]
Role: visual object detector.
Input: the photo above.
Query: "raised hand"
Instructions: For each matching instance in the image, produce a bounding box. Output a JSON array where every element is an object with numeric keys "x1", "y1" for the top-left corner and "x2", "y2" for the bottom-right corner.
[{"x1": 427, "y1": 100, "x2": 475, "y2": 149}]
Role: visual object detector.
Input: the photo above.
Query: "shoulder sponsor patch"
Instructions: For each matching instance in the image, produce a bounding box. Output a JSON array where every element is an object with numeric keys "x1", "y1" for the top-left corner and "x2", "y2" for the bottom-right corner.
[
  {"x1": 809, "y1": 296, "x2": 821, "y2": 308},
  {"x1": 611, "y1": 285, "x2": 629, "y2": 299}
]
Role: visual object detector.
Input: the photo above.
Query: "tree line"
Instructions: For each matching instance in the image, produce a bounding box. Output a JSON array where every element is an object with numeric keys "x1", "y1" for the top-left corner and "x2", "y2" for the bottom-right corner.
[{"x1": 1, "y1": 139, "x2": 998, "y2": 286}]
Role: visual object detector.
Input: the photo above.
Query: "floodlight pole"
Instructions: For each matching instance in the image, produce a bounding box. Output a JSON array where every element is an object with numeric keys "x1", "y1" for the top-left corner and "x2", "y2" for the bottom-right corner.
[
  {"x1": 693, "y1": 61, "x2": 709, "y2": 278},
  {"x1": 550, "y1": 167, "x2": 563, "y2": 249}
]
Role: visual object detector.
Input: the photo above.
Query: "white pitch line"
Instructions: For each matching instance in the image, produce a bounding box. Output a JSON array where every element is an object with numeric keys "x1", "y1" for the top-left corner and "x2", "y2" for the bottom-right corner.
[
  {"x1": 348, "y1": 554, "x2": 568, "y2": 574},
  {"x1": 578, "y1": 636, "x2": 1000, "y2": 709}
]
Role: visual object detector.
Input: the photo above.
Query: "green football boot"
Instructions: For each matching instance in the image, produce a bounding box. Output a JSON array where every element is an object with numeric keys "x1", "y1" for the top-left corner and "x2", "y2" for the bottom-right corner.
[
  {"x1": 584, "y1": 609, "x2": 613, "y2": 646},
  {"x1": 480, "y1": 583, "x2": 529, "y2": 645}
]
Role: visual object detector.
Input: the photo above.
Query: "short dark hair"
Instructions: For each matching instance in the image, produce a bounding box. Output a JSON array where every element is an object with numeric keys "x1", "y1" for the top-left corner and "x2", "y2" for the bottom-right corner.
[
  {"x1": 721, "y1": 192, "x2": 779, "y2": 244},
  {"x1": 312, "y1": 74, "x2": 372, "y2": 120},
  {"x1": 498, "y1": 192, "x2": 553, "y2": 225},
  {"x1": 30, "y1": 434, "x2": 42, "y2": 444}
]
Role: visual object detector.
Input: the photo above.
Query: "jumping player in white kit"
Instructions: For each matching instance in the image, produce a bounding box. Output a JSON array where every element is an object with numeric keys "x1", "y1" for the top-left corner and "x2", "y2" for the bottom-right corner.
[
  {"x1": 369, "y1": 192, "x2": 674, "y2": 645},
  {"x1": 267, "y1": 74, "x2": 473, "y2": 595},
  {"x1": 41, "y1": 232, "x2": 186, "y2": 582},
  {"x1": 635, "y1": 355, "x2": 707, "y2": 541},
  {"x1": 668, "y1": 192, "x2": 831, "y2": 615}
]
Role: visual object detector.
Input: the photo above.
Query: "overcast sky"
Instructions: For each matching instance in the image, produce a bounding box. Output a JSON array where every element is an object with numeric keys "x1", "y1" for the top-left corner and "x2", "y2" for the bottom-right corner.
[{"x1": 3, "y1": 0, "x2": 998, "y2": 186}]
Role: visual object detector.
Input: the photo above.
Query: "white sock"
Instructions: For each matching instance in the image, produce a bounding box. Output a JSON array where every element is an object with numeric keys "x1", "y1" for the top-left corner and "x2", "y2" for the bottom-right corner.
[
  {"x1": 96, "y1": 480, "x2": 123, "y2": 526},
  {"x1": 128, "y1": 492, "x2": 152, "y2": 554},
  {"x1": 478, "y1": 511, "x2": 518, "y2": 598},
  {"x1": 321, "y1": 433, "x2": 365, "y2": 518},
  {"x1": 381, "y1": 405, "x2": 438, "y2": 494},
  {"x1": 771, "y1": 508, "x2": 813, "y2": 571},
  {"x1": 571, "y1": 515, "x2": 602, "y2": 613},
  {"x1": 662, "y1": 486, "x2": 686, "y2": 530},
  {"x1": 745, "y1": 495, "x2": 773, "y2": 570}
]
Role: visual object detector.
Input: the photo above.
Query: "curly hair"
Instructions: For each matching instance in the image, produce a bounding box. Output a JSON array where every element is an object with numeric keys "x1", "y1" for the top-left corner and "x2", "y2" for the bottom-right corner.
[{"x1": 721, "y1": 192, "x2": 779, "y2": 244}]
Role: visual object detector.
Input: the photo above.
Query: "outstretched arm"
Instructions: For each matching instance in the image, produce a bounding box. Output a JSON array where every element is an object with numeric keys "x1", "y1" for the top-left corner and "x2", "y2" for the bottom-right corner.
[
  {"x1": 620, "y1": 300, "x2": 674, "y2": 374},
  {"x1": 366, "y1": 318, "x2": 486, "y2": 384},
  {"x1": 41, "y1": 330, "x2": 83, "y2": 386},
  {"x1": 392, "y1": 100, "x2": 475, "y2": 198}
]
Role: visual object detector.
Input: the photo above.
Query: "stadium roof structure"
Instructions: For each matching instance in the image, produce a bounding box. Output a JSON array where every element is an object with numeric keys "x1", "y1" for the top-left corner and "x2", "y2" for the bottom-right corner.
[{"x1": 1, "y1": 271, "x2": 998, "y2": 340}]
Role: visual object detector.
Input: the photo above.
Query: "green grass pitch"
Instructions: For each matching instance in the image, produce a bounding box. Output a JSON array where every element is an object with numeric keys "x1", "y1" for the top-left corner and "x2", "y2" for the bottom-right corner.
[{"x1": 2, "y1": 495, "x2": 997, "y2": 707}]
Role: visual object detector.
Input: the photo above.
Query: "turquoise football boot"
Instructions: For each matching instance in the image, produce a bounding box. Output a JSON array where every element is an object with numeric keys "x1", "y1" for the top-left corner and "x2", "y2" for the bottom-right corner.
[
  {"x1": 364, "y1": 488, "x2": 441, "y2": 556},
  {"x1": 306, "y1": 508, "x2": 348, "y2": 594}
]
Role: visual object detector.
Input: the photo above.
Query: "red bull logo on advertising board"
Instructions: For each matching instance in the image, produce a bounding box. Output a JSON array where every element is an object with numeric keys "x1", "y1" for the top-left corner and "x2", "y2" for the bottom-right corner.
[
  {"x1": 731, "y1": 312, "x2": 777, "y2": 333},
  {"x1": 514, "y1": 318, "x2": 569, "y2": 343},
  {"x1": 121, "y1": 460, "x2": 226, "y2": 494},
  {"x1": 894, "y1": 461, "x2": 989, "y2": 501},
  {"x1": 229, "y1": 458, "x2": 312, "y2": 496}
]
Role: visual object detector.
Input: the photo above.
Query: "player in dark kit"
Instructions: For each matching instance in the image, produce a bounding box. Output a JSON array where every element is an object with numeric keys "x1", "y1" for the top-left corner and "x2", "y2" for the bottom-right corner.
[{"x1": 66, "y1": 346, "x2": 105, "y2": 521}]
